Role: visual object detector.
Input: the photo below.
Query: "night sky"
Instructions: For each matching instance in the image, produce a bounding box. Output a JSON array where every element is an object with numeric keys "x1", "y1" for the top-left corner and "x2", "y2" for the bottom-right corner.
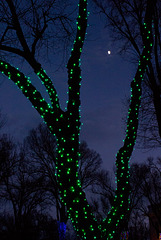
[{"x1": 0, "y1": 2, "x2": 160, "y2": 172}]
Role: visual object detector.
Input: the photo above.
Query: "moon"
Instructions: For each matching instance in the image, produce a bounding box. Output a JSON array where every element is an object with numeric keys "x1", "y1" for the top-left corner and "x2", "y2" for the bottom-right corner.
[{"x1": 108, "y1": 50, "x2": 111, "y2": 55}]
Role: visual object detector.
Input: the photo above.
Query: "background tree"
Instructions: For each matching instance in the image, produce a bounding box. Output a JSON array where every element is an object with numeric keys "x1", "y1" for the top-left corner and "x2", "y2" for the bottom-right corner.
[
  {"x1": 0, "y1": 0, "x2": 77, "y2": 65},
  {"x1": 24, "y1": 124, "x2": 112, "y2": 232},
  {"x1": 92, "y1": 0, "x2": 161, "y2": 149},
  {"x1": 0, "y1": 135, "x2": 17, "y2": 184},
  {"x1": 119, "y1": 159, "x2": 161, "y2": 239},
  {"x1": 139, "y1": 159, "x2": 161, "y2": 238},
  {"x1": 89, "y1": 169, "x2": 115, "y2": 222},
  {"x1": 0, "y1": 110, "x2": 6, "y2": 131},
  {"x1": 0, "y1": 136, "x2": 53, "y2": 240},
  {"x1": 0, "y1": 211, "x2": 59, "y2": 240},
  {"x1": 0, "y1": 0, "x2": 155, "y2": 239}
]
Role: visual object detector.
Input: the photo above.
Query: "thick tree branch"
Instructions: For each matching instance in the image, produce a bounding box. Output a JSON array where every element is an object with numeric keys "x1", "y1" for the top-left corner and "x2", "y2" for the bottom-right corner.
[
  {"x1": 0, "y1": 26, "x2": 15, "y2": 44},
  {"x1": 0, "y1": 44, "x2": 62, "y2": 115},
  {"x1": 2, "y1": 1, "x2": 62, "y2": 112},
  {"x1": 100, "y1": 0, "x2": 155, "y2": 238},
  {"x1": 56, "y1": 1, "x2": 103, "y2": 239},
  {"x1": 5, "y1": 0, "x2": 31, "y2": 54},
  {"x1": 0, "y1": 45, "x2": 25, "y2": 57},
  {"x1": 0, "y1": 60, "x2": 64, "y2": 138},
  {"x1": 0, "y1": 60, "x2": 52, "y2": 118}
]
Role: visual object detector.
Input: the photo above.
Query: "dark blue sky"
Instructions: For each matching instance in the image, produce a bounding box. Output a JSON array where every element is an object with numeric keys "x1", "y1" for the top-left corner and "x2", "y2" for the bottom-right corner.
[{"x1": 0, "y1": 4, "x2": 160, "y2": 172}]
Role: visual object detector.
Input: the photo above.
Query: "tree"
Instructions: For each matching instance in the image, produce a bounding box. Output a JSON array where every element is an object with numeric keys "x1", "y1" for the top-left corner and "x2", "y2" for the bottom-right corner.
[
  {"x1": 0, "y1": 137, "x2": 52, "y2": 240},
  {"x1": 0, "y1": 211, "x2": 59, "y2": 240},
  {"x1": 126, "y1": 162, "x2": 150, "y2": 240},
  {"x1": 92, "y1": 0, "x2": 161, "y2": 149},
  {"x1": 0, "y1": 134, "x2": 17, "y2": 184},
  {"x1": 89, "y1": 169, "x2": 115, "y2": 222},
  {"x1": 127, "y1": 159, "x2": 161, "y2": 239},
  {"x1": 140, "y1": 159, "x2": 161, "y2": 237},
  {"x1": 24, "y1": 124, "x2": 61, "y2": 219},
  {"x1": 0, "y1": 0, "x2": 155, "y2": 239},
  {"x1": 0, "y1": 110, "x2": 6, "y2": 131},
  {"x1": 0, "y1": 0, "x2": 77, "y2": 64}
]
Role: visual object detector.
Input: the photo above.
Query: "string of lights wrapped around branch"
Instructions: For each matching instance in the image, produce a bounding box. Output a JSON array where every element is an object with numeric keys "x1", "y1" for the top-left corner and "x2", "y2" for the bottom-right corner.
[
  {"x1": 0, "y1": 0, "x2": 156, "y2": 239},
  {"x1": 99, "y1": 1, "x2": 155, "y2": 238},
  {"x1": 100, "y1": 24, "x2": 154, "y2": 240},
  {"x1": 55, "y1": 0, "x2": 102, "y2": 239},
  {"x1": 0, "y1": 60, "x2": 62, "y2": 136}
]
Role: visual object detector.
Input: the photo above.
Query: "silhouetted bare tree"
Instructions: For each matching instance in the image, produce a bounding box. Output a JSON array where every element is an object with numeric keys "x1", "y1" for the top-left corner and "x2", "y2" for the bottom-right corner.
[
  {"x1": 0, "y1": 135, "x2": 17, "y2": 184},
  {"x1": 92, "y1": 0, "x2": 161, "y2": 149},
  {"x1": 0, "y1": 0, "x2": 76, "y2": 65},
  {"x1": 127, "y1": 159, "x2": 161, "y2": 239},
  {"x1": 0, "y1": 110, "x2": 6, "y2": 130},
  {"x1": 0, "y1": 136, "x2": 52, "y2": 240}
]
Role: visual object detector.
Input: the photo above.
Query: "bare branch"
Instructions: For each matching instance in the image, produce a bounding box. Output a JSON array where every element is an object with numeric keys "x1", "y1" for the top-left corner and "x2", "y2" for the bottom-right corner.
[
  {"x1": 0, "y1": 26, "x2": 15, "y2": 44},
  {"x1": 0, "y1": 45, "x2": 24, "y2": 57},
  {"x1": 5, "y1": 0, "x2": 31, "y2": 54}
]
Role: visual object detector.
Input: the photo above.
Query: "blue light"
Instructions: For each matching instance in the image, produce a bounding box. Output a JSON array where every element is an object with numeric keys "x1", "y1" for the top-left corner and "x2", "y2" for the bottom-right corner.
[{"x1": 57, "y1": 221, "x2": 66, "y2": 240}]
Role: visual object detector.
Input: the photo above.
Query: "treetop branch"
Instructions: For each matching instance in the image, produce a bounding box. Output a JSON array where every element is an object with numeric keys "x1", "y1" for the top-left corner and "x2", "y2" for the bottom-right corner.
[{"x1": 67, "y1": 0, "x2": 88, "y2": 116}]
